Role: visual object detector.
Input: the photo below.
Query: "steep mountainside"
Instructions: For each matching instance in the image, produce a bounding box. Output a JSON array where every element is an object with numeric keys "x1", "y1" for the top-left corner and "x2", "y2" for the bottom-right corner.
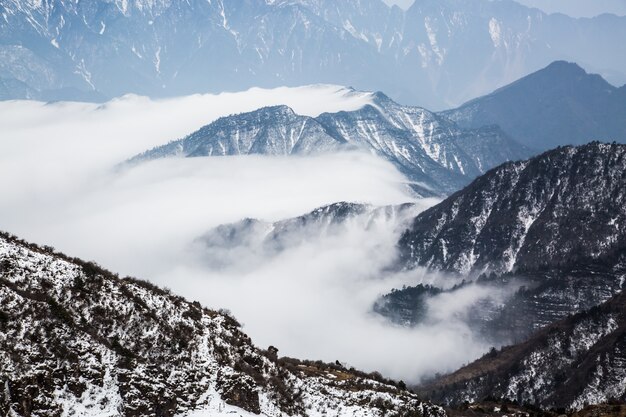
[
  {"x1": 442, "y1": 61, "x2": 626, "y2": 151},
  {"x1": 399, "y1": 142, "x2": 626, "y2": 275},
  {"x1": 0, "y1": 231, "x2": 446, "y2": 417},
  {"x1": 1, "y1": 0, "x2": 625, "y2": 107},
  {"x1": 376, "y1": 143, "x2": 626, "y2": 342},
  {"x1": 130, "y1": 93, "x2": 530, "y2": 196},
  {"x1": 419, "y1": 290, "x2": 626, "y2": 411}
]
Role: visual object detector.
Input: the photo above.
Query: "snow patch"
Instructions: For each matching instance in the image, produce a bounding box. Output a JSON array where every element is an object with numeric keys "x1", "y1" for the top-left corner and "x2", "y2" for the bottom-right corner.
[{"x1": 489, "y1": 18, "x2": 502, "y2": 48}]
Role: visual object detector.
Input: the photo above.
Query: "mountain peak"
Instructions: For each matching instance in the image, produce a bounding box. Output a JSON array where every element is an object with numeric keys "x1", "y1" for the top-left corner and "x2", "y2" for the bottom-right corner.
[
  {"x1": 251, "y1": 104, "x2": 297, "y2": 117},
  {"x1": 371, "y1": 90, "x2": 393, "y2": 103},
  {"x1": 543, "y1": 60, "x2": 587, "y2": 75},
  {"x1": 442, "y1": 61, "x2": 626, "y2": 150},
  {"x1": 495, "y1": 60, "x2": 614, "y2": 94}
]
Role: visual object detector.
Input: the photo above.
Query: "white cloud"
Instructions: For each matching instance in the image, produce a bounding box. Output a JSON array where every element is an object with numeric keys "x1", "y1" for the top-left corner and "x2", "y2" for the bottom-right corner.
[{"x1": 177, "y1": 208, "x2": 502, "y2": 380}]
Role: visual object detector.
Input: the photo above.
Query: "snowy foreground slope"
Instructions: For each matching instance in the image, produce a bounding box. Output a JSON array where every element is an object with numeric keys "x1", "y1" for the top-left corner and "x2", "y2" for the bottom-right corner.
[{"x1": 0, "y1": 232, "x2": 445, "y2": 417}]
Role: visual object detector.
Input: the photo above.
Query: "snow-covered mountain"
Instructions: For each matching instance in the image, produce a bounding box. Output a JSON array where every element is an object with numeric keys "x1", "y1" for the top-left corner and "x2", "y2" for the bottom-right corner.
[
  {"x1": 378, "y1": 142, "x2": 626, "y2": 342},
  {"x1": 1, "y1": 0, "x2": 625, "y2": 108},
  {"x1": 0, "y1": 230, "x2": 446, "y2": 417},
  {"x1": 130, "y1": 92, "x2": 530, "y2": 196},
  {"x1": 419, "y1": 290, "x2": 626, "y2": 410},
  {"x1": 441, "y1": 61, "x2": 626, "y2": 151},
  {"x1": 399, "y1": 142, "x2": 626, "y2": 275}
]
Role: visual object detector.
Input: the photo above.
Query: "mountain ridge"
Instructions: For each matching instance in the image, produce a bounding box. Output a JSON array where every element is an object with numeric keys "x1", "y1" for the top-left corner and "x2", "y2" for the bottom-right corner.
[
  {"x1": 2, "y1": 0, "x2": 625, "y2": 107},
  {"x1": 399, "y1": 141, "x2": 626, "y2": 275},
  {"x1": 418, "y1": 289, "x2": 626, "y2": 410},
  {"x1": 441, "y1": 61, "x2": 626, "y2": 150},
  {"x1": 129, "y1": 93, "x2": 531, "y2": 197}
]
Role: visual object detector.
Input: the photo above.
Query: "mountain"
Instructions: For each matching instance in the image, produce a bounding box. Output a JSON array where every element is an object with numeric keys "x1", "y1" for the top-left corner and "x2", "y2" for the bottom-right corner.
[
  {"x1": 197, "y1": 201, "x2": 418, "y2": 269},
  {"x1": 441, "y1": 61, "x2": 626, "y2": 151},
  {"x1": 129, "y1": 92, "x2": 531, "y2": 196},
  {"x1": 0, "y1": 230, "x2": 446, "y2": 416},
  {"x1": 399, "y1": 142, "x2": 626, "y2": 276},
  {"x1": 132, "y1": 105, "x2": 345, "y2": 159},
  {"x1": 1, "y1": 0, "x2": 625, "y2": 107},
  {"x1": 376, "y1": 142, "x2": 626, "y2": 341},
  {"x1": 418, "y1": 290, "x2": 626, "y2": 410}
]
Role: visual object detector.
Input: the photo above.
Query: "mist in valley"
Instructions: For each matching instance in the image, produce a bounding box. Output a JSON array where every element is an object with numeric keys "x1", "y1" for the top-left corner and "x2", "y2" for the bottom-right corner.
[{"x1": 0, "y1": 87, "x2": 516, "y2": 382}]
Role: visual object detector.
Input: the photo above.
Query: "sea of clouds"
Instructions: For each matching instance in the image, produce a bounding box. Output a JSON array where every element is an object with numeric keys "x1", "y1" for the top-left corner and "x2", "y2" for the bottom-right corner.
[{"x1": 0, "y1": 85, "x2": 510, "y2": 381}]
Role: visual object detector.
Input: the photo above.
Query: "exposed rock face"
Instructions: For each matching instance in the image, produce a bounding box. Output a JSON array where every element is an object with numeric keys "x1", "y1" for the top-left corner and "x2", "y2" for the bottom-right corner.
[{"x1": 0, "y1": 231, "x2": 446, "y2": 417}]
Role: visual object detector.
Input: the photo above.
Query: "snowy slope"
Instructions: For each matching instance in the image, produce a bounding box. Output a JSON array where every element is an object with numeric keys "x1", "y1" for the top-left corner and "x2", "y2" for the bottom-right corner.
[
  {"x1": 399, "y1": 142, "x2": 626, "y2": 275},
  {"x1": 419, "y1": 290, "x2": 626, "y2": 410},
  {"x1": 0, "y1": 231, "x2": 446, "y2": 417},
  {"x1": 129, "y1": 92, "x2": 530, "y2": 196}
]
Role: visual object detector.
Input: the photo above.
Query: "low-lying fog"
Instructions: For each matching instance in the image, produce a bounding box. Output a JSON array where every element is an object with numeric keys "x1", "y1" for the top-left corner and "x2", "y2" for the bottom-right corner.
[{"x1": 0, "y1": 86, "x2": 504, "y2": 381}]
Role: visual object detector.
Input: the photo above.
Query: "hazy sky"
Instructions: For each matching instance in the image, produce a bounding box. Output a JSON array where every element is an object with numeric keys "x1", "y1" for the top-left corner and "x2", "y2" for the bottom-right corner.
[{"x1": 383, "y1": 0, "x2": 626, "y2": 17}]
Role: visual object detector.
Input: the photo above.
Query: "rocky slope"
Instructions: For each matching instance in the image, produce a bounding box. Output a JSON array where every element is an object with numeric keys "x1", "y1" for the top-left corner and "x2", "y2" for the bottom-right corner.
[
  {"x1": 376, "y1": 142, "x2": 626, "y2": 342},
  {"x1": 441, "y1": 61, "x2": 626, "y2": 151},
  {"x1": 129, "y1": 92, "x2": 530, "y2": 196},
  {"x1": 418, "y1": 290, "x2": 626, "y2": 411},
  {"x1": 0, "y1": 231, "x2": 446, "y2": 417},
  {"x1": 1, "y1": 0, "x2": 625, "y2": 107}
]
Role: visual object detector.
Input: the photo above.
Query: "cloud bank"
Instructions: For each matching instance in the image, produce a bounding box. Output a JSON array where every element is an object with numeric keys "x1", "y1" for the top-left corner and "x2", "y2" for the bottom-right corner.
[{"x1": 0, "y1": 87, "x2": 509, "y2": 382}]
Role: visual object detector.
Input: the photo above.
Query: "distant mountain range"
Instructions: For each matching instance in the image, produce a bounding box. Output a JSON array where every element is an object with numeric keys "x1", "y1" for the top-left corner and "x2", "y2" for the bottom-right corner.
[
  {"x1": 442, "y1": 61, "x2": 626, "y2": 151},
  {"x1": 1, "y1": 0, "x2": 625, "y2": 108},
  {"x1": 130, "y1": 92, "x2": 530, "y2": 197},
  {"x1": 0, "y1": 231, "x2": 446, "y2": 416}
]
